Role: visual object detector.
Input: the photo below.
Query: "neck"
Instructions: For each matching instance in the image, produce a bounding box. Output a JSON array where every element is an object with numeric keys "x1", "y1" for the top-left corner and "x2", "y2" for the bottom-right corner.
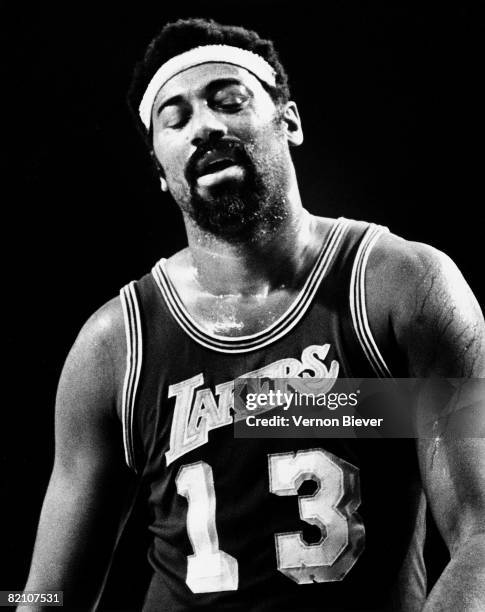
[{"x1": 181, "y1": 181, "x2": 318, "y2": 297}]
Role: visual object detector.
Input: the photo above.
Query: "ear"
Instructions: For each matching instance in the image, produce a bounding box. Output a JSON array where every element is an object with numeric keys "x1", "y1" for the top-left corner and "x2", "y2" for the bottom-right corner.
[{"x1": 281, "y1": 101, "x2": 303, "y2": 147}]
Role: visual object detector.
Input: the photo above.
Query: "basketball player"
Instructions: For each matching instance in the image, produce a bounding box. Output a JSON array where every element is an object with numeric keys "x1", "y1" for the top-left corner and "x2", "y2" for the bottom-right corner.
[{"x1": 22, "y1": 19, "x2": 485, "y2": 611}]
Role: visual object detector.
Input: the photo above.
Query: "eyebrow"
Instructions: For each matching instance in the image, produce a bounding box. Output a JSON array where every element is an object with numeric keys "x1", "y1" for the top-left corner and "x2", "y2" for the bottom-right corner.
[{"x1": 155, "y1": 77, "x2": 249, "y2": 116}]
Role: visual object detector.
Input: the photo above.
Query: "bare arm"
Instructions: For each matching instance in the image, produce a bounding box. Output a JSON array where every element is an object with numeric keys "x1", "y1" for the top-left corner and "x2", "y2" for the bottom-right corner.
[
  {"x1": 373, "y1": 237, "x2": 485, "y2": 610},
  {"x1": 20, "y1": 299, "x2": 138, "y2": 611}
]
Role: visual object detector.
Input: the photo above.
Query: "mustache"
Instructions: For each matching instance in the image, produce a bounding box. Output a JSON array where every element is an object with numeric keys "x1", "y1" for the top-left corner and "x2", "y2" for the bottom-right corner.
[{"x1": 185, "y1": 137, "x2": 250, "y2": 183}]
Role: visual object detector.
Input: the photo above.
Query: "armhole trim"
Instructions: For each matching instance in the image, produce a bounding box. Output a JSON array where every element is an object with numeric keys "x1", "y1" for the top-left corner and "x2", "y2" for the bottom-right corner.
[
  {"x1": 120, "y1": 282, "x2": 143, "y2": 472},
  {"x1": 350, "y1": 224, "x2": 393, "y2": 378}
]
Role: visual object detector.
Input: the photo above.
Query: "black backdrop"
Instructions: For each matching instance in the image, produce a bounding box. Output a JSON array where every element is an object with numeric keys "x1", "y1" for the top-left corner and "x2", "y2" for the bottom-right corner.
[{"x1": 2, "y1": 1, "x2": 482, "y2": 609}]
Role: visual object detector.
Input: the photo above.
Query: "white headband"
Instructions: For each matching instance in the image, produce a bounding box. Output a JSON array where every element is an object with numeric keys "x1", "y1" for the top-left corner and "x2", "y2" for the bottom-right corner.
[{"x1": 138, "y1": 44, "x2": 277, "y2": 129}]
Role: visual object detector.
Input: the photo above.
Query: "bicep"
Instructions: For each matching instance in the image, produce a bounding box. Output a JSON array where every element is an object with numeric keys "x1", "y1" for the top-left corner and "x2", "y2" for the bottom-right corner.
[{"x1": 54, "y1": 311, "x2": 123, "y2": 477}]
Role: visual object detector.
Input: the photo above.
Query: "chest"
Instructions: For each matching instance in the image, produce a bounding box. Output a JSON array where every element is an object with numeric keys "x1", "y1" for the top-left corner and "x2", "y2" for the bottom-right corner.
[{"x1": 184, "y1": 289, "x2": 301, "y2": 336}]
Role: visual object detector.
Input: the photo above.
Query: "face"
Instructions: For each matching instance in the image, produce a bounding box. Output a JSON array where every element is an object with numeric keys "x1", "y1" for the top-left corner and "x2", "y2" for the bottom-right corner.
[{"x1": 151, "y1": 63, "x2": 302, "y2": 239}]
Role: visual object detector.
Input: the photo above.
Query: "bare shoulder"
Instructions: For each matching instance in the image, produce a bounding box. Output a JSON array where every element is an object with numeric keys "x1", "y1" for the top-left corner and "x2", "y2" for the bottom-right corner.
[
  {"x1": 367, "y1": 231, "x2": 455, "y2": 318},
  {"x1": 59, "y1": 296, "x2": 127, "y2": 422},
  {"x1": 368, "y1": 230, "x2": 481, "y2": 327},
  {"x1": 366, "y1": 231, "x2": 484, "y2": 376},
  {"x1": 78, "y1": 295, "x2": 126, "y2": 359}
]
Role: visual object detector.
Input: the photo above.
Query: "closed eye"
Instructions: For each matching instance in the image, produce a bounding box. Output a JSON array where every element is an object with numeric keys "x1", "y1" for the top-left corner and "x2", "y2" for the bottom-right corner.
[
  {"x1": 159, "y1": 105, "x2": 189, "y2": 129},
  {"x1": 217, "y1": 98, "x2": 248, "y2": 112},
  {"x1": 212, "y1": 85, "x2": 251, "y2": 112}
]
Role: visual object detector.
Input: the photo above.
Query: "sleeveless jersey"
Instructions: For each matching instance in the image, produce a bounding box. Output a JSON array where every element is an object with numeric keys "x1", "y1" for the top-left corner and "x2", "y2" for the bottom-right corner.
[{"x1": 119, "y1": 218, "x2": 426, "y2": 611}]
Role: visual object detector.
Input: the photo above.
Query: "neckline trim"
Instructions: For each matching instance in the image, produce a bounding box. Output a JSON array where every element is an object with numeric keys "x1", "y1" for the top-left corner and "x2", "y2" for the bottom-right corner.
[{"x1": 152, "y1": 217, "x2": 349, "y2": 353}]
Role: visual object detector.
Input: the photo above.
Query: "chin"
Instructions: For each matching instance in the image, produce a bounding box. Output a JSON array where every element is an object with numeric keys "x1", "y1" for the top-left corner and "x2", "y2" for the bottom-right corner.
[
  {"x1": 184, "y1": 165, "x2": 289, "y2": 239},
  {"x1": 191, "y1": 199, "x2": 257, "y2": 238}
]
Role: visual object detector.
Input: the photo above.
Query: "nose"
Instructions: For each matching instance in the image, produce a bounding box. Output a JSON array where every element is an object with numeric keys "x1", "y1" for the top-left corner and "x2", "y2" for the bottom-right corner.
[{"x1": 190, "y1": 103, "x2": 228, "y2": 148}]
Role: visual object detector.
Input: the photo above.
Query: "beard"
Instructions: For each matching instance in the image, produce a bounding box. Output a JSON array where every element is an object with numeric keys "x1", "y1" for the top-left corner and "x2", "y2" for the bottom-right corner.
[{"x1": 180, "y1": 133, "x2": 290, "y2": 242}]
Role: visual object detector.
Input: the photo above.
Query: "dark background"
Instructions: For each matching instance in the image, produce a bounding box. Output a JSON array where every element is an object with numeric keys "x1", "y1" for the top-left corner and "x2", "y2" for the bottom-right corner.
[{"x1": 2, "y1": 1, "x2": 482, "y2": 609}]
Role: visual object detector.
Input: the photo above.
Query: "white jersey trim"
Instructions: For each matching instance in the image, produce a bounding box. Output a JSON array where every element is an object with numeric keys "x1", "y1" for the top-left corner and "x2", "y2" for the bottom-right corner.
[
  {"x1": 120, "y1": 282, "x2": 143, "y2": 471},
  {"x1": 349, "y1": 224, "x2": 393, "y2": 378},
  {"x1": 151, "y1": 218, "x2": 350, "y2": 354}
]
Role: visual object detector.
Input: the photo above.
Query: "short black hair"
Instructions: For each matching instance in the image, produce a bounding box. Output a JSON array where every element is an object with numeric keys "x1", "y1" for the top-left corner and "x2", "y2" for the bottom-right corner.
[{"x1": 127, "y1": 18, "x2": 291, "y2": 143}]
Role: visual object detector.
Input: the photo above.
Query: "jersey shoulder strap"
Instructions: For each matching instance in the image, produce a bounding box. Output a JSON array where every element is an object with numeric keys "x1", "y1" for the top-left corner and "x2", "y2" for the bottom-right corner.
[
  {"x1": 349, "y1": 222, "x2": 393, "y2": 377},
  {"x1": 324, "y1": 218, "x2": 400, "y2": 378},
  {"x1": 119, "y1": 281, "x2": 143, "y2": 472}
]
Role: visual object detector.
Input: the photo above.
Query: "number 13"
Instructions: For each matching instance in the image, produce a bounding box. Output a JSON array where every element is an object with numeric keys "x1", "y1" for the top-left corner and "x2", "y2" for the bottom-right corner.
[{"x1": 176, "y1": 448, "x2": 365, "y2": 593}]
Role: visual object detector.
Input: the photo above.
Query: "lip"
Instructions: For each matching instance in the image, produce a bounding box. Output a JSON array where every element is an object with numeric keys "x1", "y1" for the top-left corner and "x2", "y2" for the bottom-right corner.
[
  {"x1": 196, "y1": 164, "x2": 245, "y2": 188},
  {"x1": 197, "y1": 156, "x2": 238, "y2": 177},
  {"x1": 194, "y1": 145, "x2": 242, "y2": 178}
]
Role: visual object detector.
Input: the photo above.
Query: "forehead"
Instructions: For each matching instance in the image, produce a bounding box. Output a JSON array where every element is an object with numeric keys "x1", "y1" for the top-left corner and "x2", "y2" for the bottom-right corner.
[{"x1": 153, "y1": 63, "x2": 268, "y2": 106}]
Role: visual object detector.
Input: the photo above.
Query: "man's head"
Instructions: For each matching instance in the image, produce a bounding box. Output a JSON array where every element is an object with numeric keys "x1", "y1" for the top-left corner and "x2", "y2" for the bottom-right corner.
[{"x1": 128, "y1": 18, "x2": 303, "y2": 240}]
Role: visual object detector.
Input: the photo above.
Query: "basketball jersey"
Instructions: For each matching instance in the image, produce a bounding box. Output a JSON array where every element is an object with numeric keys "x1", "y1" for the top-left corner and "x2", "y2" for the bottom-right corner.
[{"x1": 119, "y1": 218, "x2": 427, "y2": 611}]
